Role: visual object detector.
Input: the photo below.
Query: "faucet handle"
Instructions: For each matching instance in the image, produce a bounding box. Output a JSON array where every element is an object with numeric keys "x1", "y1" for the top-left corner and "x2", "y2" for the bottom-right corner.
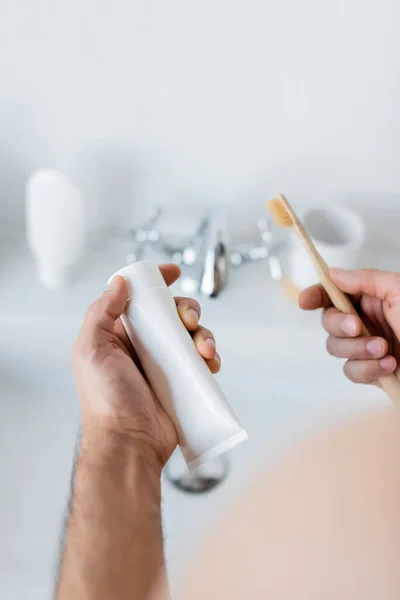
[
  {"x1": 179, "y1": 214, "x2": 211, "y2": 266},
  {"x1": 230, "y1": 244, "x2": 269, "y2": 266},
  {"x1": 257, "y1": 216, "x2": 274, "y2": 247},
  {"x1": 230, "y1": 216, "x2": 287, "y2": 282},
  {"x1": 257, "y1": 216, "x2": 287, "y2": 281},
  {"x1": 126, "y1": 206, "x2": 162, "y2": 264}
]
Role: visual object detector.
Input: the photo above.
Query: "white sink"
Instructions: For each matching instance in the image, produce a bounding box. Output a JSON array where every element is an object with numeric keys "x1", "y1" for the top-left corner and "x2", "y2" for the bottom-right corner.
[{"x1": 0, "y1": 240, "x2": 386, "y2": 598}]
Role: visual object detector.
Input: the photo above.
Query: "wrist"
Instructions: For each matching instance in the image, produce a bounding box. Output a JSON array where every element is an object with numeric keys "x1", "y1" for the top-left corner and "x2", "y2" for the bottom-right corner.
[{"x1": 79, "y1": 420, "x2": 164, "y2": 479}]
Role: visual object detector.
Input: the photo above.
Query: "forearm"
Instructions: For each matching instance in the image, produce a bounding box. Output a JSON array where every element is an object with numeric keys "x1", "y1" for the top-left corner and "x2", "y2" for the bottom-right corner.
[{"x1": 55, "y1": 425, "x2": 168, "y2": 600}]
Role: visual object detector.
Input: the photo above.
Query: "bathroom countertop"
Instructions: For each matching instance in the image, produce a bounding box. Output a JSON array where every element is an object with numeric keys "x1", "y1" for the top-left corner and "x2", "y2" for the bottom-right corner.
[
  {"x1": 0, "y1": 233, "x2": 396, "y2": 598},
  {"x1": 1, "y1": 230, "x2": 399, "y2": 328}
]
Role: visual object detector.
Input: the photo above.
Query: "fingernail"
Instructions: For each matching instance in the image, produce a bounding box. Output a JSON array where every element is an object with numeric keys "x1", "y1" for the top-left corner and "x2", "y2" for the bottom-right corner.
[
  {"x1": 341, "y1": 316, "x2": 357, "y2": 336},
  {"x1": 205, "y1": 337, "x2": 216, "y2": 349},
  {"x1": 108, "y1": 275, "x2": 119, "y2": 290},
  {"x1": 366, "y1": 339, "x2": 385, "y2": 357},
  {"x1": 123, "y1": 277, "x2": 131, "y2": 300},
  {"x1": 187, "y1": 308, "x2": 199, "y2": 325},
  {"x1": 380, "y1": 356, "x2": 396, "y2": 371},
  {"x1": 108, "y1": 275, "x2": 131, "y2": 299}
]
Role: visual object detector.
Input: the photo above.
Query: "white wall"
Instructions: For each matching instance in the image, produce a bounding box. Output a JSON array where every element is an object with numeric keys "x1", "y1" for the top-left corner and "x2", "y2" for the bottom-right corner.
[{"x1": 1, "y1": 0, "x2": 400, "y2": 233}]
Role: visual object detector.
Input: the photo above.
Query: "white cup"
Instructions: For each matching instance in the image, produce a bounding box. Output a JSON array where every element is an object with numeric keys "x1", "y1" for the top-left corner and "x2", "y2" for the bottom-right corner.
[{"x1": 286, "y1": 205, "x2": 365, "y2": 290}]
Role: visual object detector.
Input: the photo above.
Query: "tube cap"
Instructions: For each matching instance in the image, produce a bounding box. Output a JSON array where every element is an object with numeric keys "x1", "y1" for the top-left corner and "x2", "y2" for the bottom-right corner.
[{"x1": 108, "y1": 260, "x2": 167, "y2": 295}]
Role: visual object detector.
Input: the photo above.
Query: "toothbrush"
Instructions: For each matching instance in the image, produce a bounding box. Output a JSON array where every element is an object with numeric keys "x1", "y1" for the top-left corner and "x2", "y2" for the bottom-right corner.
[{"x1": 267, "y1": 194, "x2": 400, "y2": 407}]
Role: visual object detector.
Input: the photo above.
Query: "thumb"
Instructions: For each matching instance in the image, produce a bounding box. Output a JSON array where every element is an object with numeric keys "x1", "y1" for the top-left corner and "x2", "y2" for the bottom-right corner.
[
  {"x1": 85, "y1": 275, "x2": 129, "y2": 333},
  {"x1": 330, "y1": 268, "x2": 400, "y2": 304}
]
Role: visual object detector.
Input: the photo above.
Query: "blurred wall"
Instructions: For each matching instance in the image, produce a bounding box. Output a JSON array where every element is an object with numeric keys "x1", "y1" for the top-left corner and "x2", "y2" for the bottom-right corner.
[{"x1": 1, "y1": 0, "x2": 400, "y2": 233}]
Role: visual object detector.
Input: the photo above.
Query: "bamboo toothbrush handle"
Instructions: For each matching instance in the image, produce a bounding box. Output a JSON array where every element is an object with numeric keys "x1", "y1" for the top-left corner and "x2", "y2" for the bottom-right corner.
[
  {"x1": 287, "y1": 207, "x2": 400, "y2": 405},
  {"x1": 319, "y1": 271, "x2": 400, "y2": 407}
]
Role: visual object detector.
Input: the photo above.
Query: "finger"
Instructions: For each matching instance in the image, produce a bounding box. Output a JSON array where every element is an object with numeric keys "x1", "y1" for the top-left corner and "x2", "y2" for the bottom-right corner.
[
  {"x1": 330, "y1": 268, "x2": 400, "y2": 303},
  {"x1": 322, "y1": 307, "x2": 363, "y2": 337},
  {"x1": 115, "y1": 290, "x2": 201, "y2": 348},
  {"x1": 343, "y1": 356, "x2": 397, "y2": 384},
  {"x1": 326, "y1": 335, "x2": 388, "y2": 359},
  {"x1": 299, "y1": 284, "x2": 332, "y2": 310},
  {"x1": 206, "y1": 353, "x2": 221, "y2": 374},
  {"x1": 159, "y1": 263, "x2": 181, "y2": 287},
  {"x1": 175, "y1": 297, "x2": 201, "y2": 331},
  {"x1": 85, "y1": 275, "x2": 128, "y2": 333},
  {"x1": 114, "y1": 318, "x2": 134, "y2": 353},
  {"x1": 192, "y1": 326, "x2": 216, "y2": 360}
]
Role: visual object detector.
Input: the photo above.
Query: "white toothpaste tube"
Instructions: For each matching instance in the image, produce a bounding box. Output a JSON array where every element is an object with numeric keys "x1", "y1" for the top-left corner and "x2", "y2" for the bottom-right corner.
[{"x1": 109, "y1": 260, "x2": 247, "y2": 470}]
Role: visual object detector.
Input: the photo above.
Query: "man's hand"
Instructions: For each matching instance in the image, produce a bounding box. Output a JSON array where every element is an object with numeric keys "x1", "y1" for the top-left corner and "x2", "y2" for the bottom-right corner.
[
  {"x1": 56, "y1": 264, "x2": 220, "y2": 600},
  {"x1": 72, "y1": 263, "x2": 220, "y2": 471},
  {"x1": 299, "y1": 268, "x2": 400, "y2": 385}
]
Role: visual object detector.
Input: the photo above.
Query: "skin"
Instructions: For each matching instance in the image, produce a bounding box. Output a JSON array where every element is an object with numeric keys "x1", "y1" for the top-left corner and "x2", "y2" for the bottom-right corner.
[
  {"x1": 299, "y1": 268, "x2": 400, "y2": 385},
  {"x1": 56, "y1": 265, "x2": 400, "y2": 599},
  {"x1": 180, "y1": 268, "x2": 400, "y2": 599},
  {"x1": 181, "y1": 409, "x2": 400, "y2": 600},
  {"x1": 55, "y1": 264, "x2": 220, "y2": 600}
]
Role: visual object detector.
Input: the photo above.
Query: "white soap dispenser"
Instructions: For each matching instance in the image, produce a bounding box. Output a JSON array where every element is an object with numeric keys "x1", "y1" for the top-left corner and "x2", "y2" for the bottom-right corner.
[{"x1": 26, "y1": 169, "x2": 86, "y2": 289}]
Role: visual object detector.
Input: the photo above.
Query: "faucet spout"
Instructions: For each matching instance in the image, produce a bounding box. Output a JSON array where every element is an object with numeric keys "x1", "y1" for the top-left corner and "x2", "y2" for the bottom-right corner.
[{"x1": 200, "y1": 209, "x2": 230, "y2": 298}]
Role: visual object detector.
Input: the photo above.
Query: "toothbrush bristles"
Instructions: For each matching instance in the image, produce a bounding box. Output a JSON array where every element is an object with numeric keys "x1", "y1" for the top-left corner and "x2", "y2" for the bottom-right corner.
[{"x1": 266, "y1": 197, "x2": 294, "y2": 228}]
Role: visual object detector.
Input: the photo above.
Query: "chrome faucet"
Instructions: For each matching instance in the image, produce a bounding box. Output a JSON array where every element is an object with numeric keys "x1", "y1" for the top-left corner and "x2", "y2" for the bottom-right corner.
[
  {"x1": 127, "y1": 206, "x2": 285, "y2": 298},
  {"x1": 126, "y1": 207, "x2": 181, "y2": 264},
  {"x1": 189, "y1": 208, "x2": 230, "y2": 298}
]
